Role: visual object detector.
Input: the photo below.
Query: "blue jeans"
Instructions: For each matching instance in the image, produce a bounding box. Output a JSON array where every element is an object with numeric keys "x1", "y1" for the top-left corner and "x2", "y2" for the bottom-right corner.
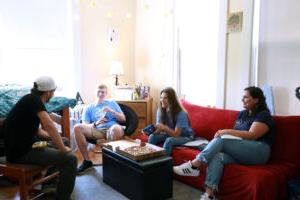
[
  {"x1": 196, "y1": 137, "x2": 271, "y2": 191},
  {"x1": 148, "y1": 133, "x2": 192, "y2": 155}
]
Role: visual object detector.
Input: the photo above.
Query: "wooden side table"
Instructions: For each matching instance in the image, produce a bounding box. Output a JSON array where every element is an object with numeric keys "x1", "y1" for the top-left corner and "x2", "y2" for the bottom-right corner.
[{"x1": 117, "y1": 99, "x2": 152, "y2": 135}]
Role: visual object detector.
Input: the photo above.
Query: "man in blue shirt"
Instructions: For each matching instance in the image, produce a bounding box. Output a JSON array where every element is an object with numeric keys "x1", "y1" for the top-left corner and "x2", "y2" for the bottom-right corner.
[{"x1": 74, "y1": 84, "x2": 125, "y2": 174}]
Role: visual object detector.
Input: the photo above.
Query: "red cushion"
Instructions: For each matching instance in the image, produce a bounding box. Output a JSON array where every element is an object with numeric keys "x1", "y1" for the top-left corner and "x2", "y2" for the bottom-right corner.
[
  {"x1": 172, "y1": 146, "x2": 300, "y2": 200},
  {"x1": 181, "y1": 99, "x2": 238, "y2": 140},
  {"x1": 270, "y1": 115, "x2": 300, "y2": 165}
]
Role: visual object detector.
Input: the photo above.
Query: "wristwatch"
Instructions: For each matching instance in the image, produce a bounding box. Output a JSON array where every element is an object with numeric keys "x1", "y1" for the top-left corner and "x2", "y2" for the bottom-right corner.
[{"x1": 93, "y1": 122, "x2": 97, "y2": 127}]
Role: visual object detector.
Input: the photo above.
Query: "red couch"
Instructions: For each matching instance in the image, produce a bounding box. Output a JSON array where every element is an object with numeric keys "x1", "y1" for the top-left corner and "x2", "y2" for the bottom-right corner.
[{"x1": 136, "y1": 99, "x2": 300, "y2": 200}]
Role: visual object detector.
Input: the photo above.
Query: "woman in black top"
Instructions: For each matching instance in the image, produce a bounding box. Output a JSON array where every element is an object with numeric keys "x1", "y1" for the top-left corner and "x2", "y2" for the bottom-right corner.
[{"x1": 173, "y1": 86, "x2": 275, "y2": 200}]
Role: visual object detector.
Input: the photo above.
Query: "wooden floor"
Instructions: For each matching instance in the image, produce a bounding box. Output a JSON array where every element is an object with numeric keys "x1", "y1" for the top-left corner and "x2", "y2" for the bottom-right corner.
[{"x1": 0, "y1": 147, "x2": 102, "y2": 200}]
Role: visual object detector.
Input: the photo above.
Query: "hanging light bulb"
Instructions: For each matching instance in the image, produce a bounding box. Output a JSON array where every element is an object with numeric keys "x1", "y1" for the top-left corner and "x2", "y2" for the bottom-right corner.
[
  {"x1": 125, "y1": 12, "x2": 132, "y2": 19},
  {"x1": 107, "y1": 11, "x2": 113, "y2": 17},
  {"x1": 88, "y1": 0, "x2": 96, "y2": 8},
  {"x1": 144, "y1": 4, "x2": 150, "y2": 11},
  {"x1": 164, "y1": 9, "x2": 173, "y2": 18}
]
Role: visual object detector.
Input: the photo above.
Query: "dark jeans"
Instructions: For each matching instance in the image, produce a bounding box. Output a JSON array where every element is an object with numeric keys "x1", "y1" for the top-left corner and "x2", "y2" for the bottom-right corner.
[
  {"x1": 17, "y1": 147, "x2": 77, "y2": 200},
  {"x1": 148, "y1": 133, "x2": 192, "y2": 156}
]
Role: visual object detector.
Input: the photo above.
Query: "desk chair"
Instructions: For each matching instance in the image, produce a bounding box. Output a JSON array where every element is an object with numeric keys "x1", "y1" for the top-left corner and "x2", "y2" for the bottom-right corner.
[
  {"x1": 86, "y1": 103, "x2": 139, "y2": 145},
  {"x1": 0, "y1": 158, "x2": 59, "y2": 200}
]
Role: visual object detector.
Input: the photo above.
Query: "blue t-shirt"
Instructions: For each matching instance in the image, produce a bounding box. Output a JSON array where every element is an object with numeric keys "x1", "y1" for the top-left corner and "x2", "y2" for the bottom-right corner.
[
  {"x1": 234, "y1": 110, "x2": 275, "y2": 146},
  {"x1": 82, "y1": 100, "x2": 123, "y2": 129},
  {"x1": 156, "y1": 109, "x2": 194, "y2": 138}
]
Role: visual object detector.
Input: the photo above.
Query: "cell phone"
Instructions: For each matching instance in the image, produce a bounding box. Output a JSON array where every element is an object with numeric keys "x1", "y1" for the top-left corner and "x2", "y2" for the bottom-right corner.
[
  {"x1": 142, "y1": 124, "x2": 156, "y2": 136},
  {"x1": 98, "y1": 111, "x2": 107, "y2": 121}
]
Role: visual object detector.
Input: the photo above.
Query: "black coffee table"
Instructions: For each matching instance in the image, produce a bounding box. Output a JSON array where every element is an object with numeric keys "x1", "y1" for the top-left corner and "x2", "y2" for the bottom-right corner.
[{"x1": 102, "y1": 147, "x2": 173, "y2": 200}]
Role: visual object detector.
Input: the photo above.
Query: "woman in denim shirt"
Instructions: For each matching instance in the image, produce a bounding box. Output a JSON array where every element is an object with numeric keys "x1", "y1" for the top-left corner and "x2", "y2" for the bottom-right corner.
[{"x1": 148, "y1": 87, "x2": 194, "y2": 156}]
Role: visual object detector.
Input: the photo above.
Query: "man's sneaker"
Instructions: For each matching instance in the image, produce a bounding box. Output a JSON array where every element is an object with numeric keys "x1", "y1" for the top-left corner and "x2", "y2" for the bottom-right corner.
[
  {"x1": 173, "y1": 161, "x2": 200, "y2": 177},
  {"x1": 77, "y1": 160, "x2": 93, "y2": 174},
  {"x1": 199, "y1": 193, "x2": 218, "y2": 200}
]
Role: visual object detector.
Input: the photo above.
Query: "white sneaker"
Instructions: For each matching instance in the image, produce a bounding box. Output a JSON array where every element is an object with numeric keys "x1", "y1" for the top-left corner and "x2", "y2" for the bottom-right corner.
[
  {"x1": 199, "y1": 193, "x2": 217, "y2": 200},
  {"x1": 173, "y1": 161, "x2": 200, "y2": 177}
]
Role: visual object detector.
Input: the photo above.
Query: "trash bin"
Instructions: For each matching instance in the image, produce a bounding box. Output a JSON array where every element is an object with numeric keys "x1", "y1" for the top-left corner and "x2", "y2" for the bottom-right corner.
[{"x1": 288, "y1": 179, "x2": 300, "y2": 200}]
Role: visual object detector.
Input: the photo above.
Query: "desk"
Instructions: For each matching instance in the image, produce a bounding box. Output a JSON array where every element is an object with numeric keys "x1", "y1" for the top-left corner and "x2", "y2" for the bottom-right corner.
[{"x1": 117, "y1": 99, "x2": 152, "y2": 135}]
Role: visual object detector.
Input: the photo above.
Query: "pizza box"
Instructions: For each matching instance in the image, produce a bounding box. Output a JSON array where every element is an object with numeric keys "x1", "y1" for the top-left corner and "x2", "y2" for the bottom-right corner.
[{"x1": 103, "y1": 139, "x2": 166, "y2": 161}]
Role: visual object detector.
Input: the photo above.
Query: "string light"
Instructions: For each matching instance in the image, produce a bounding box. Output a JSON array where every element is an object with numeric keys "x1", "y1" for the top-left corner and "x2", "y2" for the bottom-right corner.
[
  {"x1": 125, "y1": 12, "x2": 132, "y2": 19},
  {"x1": 88, "y1": 0, "x2": 96, "y2": 8},
  {"x1": 107, "y1": 11, "x2": 113, "y2": 17},
  {"x1": 144, "y1": 4, "x2": 150, "y2": 11},
  {"x1": 164, "y1": 10, "x2": 173, "y2": 18}
]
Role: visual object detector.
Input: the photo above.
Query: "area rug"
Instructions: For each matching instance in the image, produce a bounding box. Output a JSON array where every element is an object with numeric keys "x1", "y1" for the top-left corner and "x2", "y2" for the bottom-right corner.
[
  {"x1": 72, "y1": 166, "x2": 202, "y2": 200},
  {"x1": 0, "y1": 165, "x2": 202, "y2": 200}
]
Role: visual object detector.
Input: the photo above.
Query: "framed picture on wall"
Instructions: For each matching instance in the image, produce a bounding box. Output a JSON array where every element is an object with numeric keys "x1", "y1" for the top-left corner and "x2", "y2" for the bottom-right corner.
[{"x1": 227, "y1": 12, "x2": 243, "y2": 33}]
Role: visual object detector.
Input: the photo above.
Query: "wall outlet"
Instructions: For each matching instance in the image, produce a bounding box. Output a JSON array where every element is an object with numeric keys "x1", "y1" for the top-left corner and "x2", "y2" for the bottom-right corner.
[{"x1": 107, "y1": 28, "x2": 119, "y2": 44}]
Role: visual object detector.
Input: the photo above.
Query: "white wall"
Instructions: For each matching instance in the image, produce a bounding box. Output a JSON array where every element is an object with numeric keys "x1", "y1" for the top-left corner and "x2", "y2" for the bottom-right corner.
[
  {"x1": 225, "y1": 0, "x2": 300, "y2": 115},
  {"x1": 135, "y1": 0, "x2": 176, "y2": 117},
  {"x1": 79, "y1": 0, "x2": 300, "y2": 115},
  {"x1": 225, "y1": 0, "x2": 254, "y2": 111},
  {"x1": 257, "y1": 0, "x2": 300, "y2": 115},
  {"x1": 79, "y1": 0, "x2": 136, "y2": 103}
]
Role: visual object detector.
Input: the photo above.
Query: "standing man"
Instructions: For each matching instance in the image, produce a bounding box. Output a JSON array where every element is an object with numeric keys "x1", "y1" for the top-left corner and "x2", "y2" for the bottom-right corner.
[
  {"x1": 2, "y1": 76, "x2": 77, "y2": 200},
  {"x1": 74, "y1": 84, "x2": 125, "y2": 174}
]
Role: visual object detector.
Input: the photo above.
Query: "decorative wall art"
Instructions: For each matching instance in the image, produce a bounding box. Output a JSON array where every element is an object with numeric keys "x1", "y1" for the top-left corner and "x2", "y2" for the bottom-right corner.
[{"x1": 227, "y1": 12, "x2": 243, "y2": 33}]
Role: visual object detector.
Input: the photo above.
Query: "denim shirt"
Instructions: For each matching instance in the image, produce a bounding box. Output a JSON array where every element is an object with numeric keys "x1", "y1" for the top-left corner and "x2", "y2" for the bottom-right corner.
[{"x1": 156, "y1": 109, "x2": 194, "y2": 138}]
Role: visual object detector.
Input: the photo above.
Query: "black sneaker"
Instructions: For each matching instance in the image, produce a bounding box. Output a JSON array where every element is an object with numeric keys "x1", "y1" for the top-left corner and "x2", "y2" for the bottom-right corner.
[{"x1": 77, "y1": 160, "x2": 93, "y2": 174}]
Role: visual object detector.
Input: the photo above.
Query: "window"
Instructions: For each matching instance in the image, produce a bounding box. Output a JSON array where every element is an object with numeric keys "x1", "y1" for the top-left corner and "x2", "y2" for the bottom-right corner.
[
  {"x1": 176, "y1": 1, "x2": 225, "y2": 107},
  {"x1": 0, "y1": 0, "x2": 80, "y2": 97}
]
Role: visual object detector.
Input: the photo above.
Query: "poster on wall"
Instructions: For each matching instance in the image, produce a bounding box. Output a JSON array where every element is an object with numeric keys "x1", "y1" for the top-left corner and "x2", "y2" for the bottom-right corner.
[
  {"x1": 227, "y1": 12, "x2": 243, "y2": 33},
  {"x1": 107, "y1": 28, "x2": 119, "y2": 44}
]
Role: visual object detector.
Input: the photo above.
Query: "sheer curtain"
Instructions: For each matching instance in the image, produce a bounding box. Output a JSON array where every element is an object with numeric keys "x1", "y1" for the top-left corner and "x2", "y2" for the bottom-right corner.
[
  {"x1": 175, "y1": 0, "x2": 225, "y2": 107},
  {"x1": 155, "y1": 0, "x2": 179, "y2": 91},
  {"x1": 0, "y1": 0, "x2": 80, "y2": 97}
]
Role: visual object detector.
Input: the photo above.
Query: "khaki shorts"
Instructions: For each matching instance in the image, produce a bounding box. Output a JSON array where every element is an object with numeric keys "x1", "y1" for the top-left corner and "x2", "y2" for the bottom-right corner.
[
  {"x1": 90, "y1": 124, "x2": 124, "y2": 141},
  {"x1": 91, "y1": 126, "x2": 109, "y2": 140}
]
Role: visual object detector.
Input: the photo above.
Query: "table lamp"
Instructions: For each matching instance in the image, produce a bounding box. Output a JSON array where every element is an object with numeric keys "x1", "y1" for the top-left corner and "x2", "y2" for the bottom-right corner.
[{"x1": 109, "y1": 60, "x2": 124, "y2": 86}]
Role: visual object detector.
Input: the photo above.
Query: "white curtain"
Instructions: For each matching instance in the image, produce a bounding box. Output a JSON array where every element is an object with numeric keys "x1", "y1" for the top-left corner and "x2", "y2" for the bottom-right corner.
[
  {"x1": 158, "y1": 0, "x2": 180, "y2": 92},
  {"x1": 0, "y1": 0, "x2": 79, "y2": 97},
  {"x1": 175, "y1": 0, "x2": 222, "y2": 106}
]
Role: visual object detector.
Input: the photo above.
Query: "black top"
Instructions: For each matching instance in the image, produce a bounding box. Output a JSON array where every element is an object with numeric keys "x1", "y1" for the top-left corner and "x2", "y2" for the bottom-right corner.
[
  {"x1": 3, "y1": 93, "x2": 46, "y2": 162},
  {"x1": 234, "y1": 110, "x2": 275, "y2": 146}
]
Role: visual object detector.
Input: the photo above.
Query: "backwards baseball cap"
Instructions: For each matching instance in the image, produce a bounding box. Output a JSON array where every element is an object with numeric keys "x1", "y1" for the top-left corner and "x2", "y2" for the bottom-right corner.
[{"x1": 34, "y1": 76, "x2": 57, "y2": 91}]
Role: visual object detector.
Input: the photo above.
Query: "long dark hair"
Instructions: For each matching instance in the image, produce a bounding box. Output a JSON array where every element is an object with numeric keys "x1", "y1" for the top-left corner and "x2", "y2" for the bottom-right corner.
[
  {"x1": 244, "y1": 86, "x2": 269, "y2": 115},
  {"x1": 159, "y1": 87, "x2": 186, "y2": 126}
]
